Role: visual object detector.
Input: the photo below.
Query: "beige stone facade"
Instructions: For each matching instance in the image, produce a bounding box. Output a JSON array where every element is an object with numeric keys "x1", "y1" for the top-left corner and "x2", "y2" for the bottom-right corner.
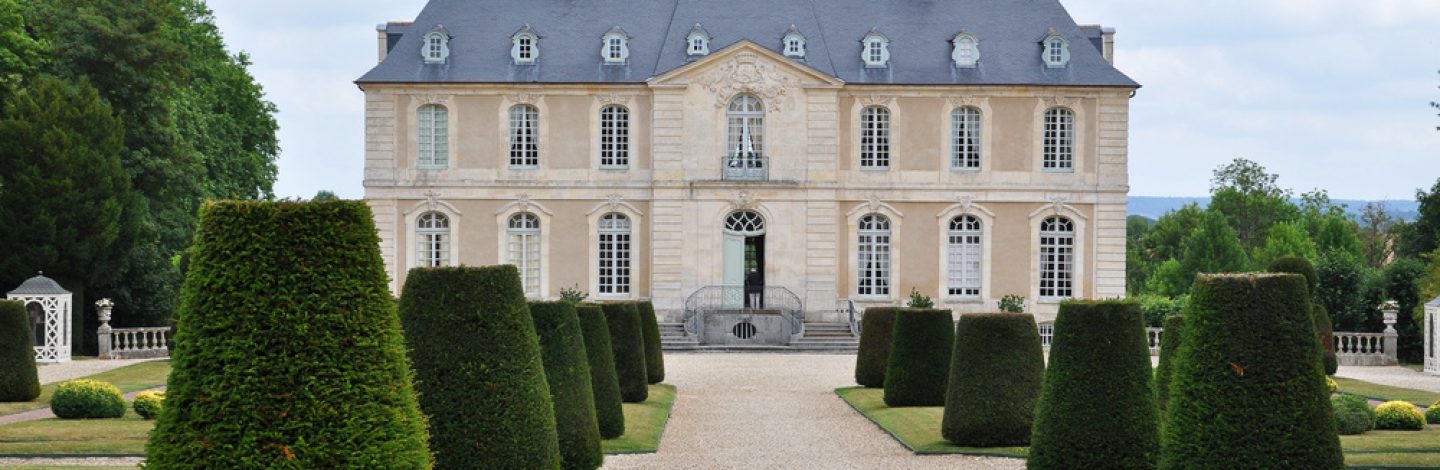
[{"x1": 361, "y1": 42, "x2": 1134, "y2": 323}]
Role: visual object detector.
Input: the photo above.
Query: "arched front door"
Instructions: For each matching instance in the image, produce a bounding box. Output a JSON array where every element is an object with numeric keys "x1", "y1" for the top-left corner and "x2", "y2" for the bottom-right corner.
[{"x1": 723, "y1": 211, "x2": 766, "y2": 309}]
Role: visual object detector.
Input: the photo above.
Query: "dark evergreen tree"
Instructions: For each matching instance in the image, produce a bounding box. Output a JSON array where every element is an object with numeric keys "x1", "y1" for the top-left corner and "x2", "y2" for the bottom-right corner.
[
  {"x1": 576, "y1": 304, "x2": 625, "y2": 439},
  {"x1": 854, "y1": 308, "x2": 900, "y2": 388},
  {"x1": 530, "y1": 302, "x2": 603, "y2": 470},
  {"x1": 636, "y1": 301, "x2": 665, "y2": 384},
  {"x1": 602, "y1": 303, "x2": 648, "y2": 403},
  {"x1": 883, "y1": 309, "x2": 953, "y2": 407},
  {"x1": 0, "y1": 301, "x2": 40, "y2": 402},
  {"x1": 942, "y1": 313, "x2": 1043, "y2": 446},
  {"x1": 1154, "y1": 315, "x2": 1184, "y2": 416}
]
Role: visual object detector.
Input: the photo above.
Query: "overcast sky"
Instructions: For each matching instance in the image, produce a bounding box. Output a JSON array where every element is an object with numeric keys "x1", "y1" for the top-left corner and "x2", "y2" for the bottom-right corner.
[{"x1": 208, "y1": 0, "x2": 1440, "y2": 201}]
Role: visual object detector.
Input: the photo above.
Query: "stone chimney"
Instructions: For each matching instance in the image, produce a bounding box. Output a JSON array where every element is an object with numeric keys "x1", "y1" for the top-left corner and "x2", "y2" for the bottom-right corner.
[
  {"x1": 376, "y1": 24, "x2": 389, "y2": 63},
  {"x1": 1101, "y1": 27, "x2": 1116, "y2": 65}
]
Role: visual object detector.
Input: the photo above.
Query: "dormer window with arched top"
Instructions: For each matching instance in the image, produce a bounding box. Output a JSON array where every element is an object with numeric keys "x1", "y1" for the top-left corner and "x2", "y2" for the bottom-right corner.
[
  {"x1": 687, "y1": 24, "x2": 711, "y2": 56},
  {"x1": 601, "y1": 27, "x2": 630, "y2": 64},
  {"x1": 782, "y1": 26, "x2": 806, "y2": 59},
  {"x1": 952, "y1": 32, "x2": 979, "y2": 68},
  {"x1": 511, "y1": 25, "x2": 538, "y2": 65},
  {"x1": 861, "y1": 30, "x2": 889, "y2": 68},
  {"x1": 422, "y1": 27, "x2": 450, "y2": 64},
  {"x1": 1042, "y1": 31, "x2": 1070, "y2": 68}
]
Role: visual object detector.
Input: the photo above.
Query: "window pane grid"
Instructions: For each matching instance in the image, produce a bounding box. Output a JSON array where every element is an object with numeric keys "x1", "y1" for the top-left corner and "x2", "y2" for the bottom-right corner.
[
  {"x1": 418, "y1": 105, "x2": 448, "y2": 169},
  {"x1": 857, "y1": 214, "x2": 892, "y2": 297},
  {"x1": 510, "y1": 105, "x2": 540, "y2": 167},
  {"x1": 952, "y1": 107, "x2": 981, "y2": 170},
  {"x1": 598, "y1": 214, "x2": 631, "y2": 295},
  {"x1": 508, "y1": 214, "x2": 541, "y2": 296},
  {"x1": 416, "y1": 212, "x2": 450, "y2": 268},
  {"x1": 1043, "y1": 108, "x2": 1074, "y2": 170},
  {"x1": 860, "y1": 107, "x2": 890, "y2": 169},
  {"x1": 1039, "y1": 217, "x2": 1075, "y2": 299},
  {"x1": 726, "y1": 95, "x2": 765, "y2": 170},
  {"x1": 600, "y1": 105, "x2": 630, "y2": 168},
  {"x1": 948, "y1": 216, "x2": 982, "y2": 297}
]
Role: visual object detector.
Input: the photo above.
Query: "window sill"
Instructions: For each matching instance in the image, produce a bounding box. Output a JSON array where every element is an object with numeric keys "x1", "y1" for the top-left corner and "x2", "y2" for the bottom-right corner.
[
  {"x1": 1037, "y1": 297, "x2": 1072, "y2": 304},
  {"x1": 1040, "y1": 169, "x2": 1075, "y2": 174},
  {"x1": 858, "y1": 167, "x2": 891, "y2": 172},
  {"x1": 598, "y1": 167, "x2": 630, "y2": 172},
  {"x1": 950, "y1": 167, "x2": 982, "y2": 173},
  {"x1": 945, "y1": 297, "x2": 983, "y2": 303},
  {"x1": 508, "y1": 166, "x2": 540, "y2": 171}
]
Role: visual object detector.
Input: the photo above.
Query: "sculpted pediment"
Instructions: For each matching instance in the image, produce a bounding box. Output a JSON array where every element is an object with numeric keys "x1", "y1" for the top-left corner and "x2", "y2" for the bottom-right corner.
[{"x1": 649, "y1": 41, "x2": 843, "y2": 112}]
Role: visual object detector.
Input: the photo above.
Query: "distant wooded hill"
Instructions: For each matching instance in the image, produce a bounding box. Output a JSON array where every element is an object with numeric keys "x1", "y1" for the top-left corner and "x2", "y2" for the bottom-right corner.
[{"x1": 1128, "y1": 196, "x2": 1419, "y2": 222}]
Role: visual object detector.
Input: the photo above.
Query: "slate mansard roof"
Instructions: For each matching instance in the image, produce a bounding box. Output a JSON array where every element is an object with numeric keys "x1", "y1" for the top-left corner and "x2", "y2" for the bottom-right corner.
[{"x1": 357, "y1": 0, "x2": 1139, "y2": 88}]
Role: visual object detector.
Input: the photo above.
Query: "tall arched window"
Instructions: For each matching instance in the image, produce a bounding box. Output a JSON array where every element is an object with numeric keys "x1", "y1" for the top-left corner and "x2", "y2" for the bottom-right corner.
[
  {"x1": 416, "y1": 212, "x2": 451, "y2": 267},
  {"x1": 948, "y1": 215, "x2": 982, "y2": 298},
  {"x1": 1039, "y1": 216, "x2": 1075, "y2": 299},
  {"x1": 952, "y1": 106, "x2": 982, "y2": 170},
  {"x1": 598, "y1": 213, "x2": 632, "y2": 295},
  {"x1": 860, "y1": 106, "x2": 891, "y2": 169},
  {"x1": 1043, "y1": 107, "x2": 1074, "y2": 171},
  {"x1": 508, "y1": 213, "x2": 541, "y2": 296},
  {"x1": 600, "y1": 105, "x2": 630, "y2": 168},
  {"x1": 510, "y1": 104, "x2": 540, "y2": 167},
  {"x1": 417, "y1": 104, "x2": 448, "y2": 169},
  {"x1": 857, "y1": 214, "x2": 892, "y2": 297},
  {"x1": 726, "y1": 95, "x2": 765, "y2": 171}
]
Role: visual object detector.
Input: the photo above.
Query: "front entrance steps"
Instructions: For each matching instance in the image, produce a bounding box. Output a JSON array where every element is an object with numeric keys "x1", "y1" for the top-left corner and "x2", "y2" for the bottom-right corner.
[{"x1": 659, "y1": 321, "x2": 858, "y2": 353}]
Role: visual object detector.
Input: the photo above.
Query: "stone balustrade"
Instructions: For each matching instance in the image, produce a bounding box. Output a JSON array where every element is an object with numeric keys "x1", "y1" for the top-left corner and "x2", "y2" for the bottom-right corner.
[
  {"x1": 1333, "y1": 332, "x2": 1397, "y2": 366},
  {"x1": 101, "y1": 327, "x2": 172, "y2": 359}
]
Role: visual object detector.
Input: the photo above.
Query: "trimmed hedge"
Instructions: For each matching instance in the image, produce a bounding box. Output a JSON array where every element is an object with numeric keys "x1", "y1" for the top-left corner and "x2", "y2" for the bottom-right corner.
[
  {"x1": 854, "y1": 308, "x2": 900, "y2": 388},
  {"x1": 1374, "y1": 401, "x2": 1426, "y2": 430},
  {"x1": 530, "y1": 301, "x2": 604, "y2": 470},
  {"x1": 0, "y1": 300, "x2": 40, "y2": 402},
  {"x1": 1029, "y1": 301, "x2": 1159, "y2": 470},
  {"x1": 941, "y1": 313, "x2": 1044, "y2": 446},
  {"x1": 636, "y1": 301, "x2": 665, "y2": 384},
  {"x1": 602, "y1": 302, "x2": 649, "y2": 403},
  {"x1": 1270, "y1": 257, "x2": 1337, "y2": 375},
  {"x1": 133, "y1": 391, "x2": 164, "y2": 420},
  {"x1": 883, "y1": 309, "x2": 954, "y2": 407},
  {"x1": 399, "y1": 265, "x2": 559, "y2": 469},
  {"x1": 146, "y1": 201, "x2": 430, "y2": 469},
  {"x1": 1159, "y1": 274, "x2": 1342, "y2": 470},
  {"x1": 576, "y1": 304, "x2": 625, "y2": 439},
  {"x1": 1427, "y1": 401, "x2": 1440, "y2": 425},
  {"x1": 1331, "y1": 394, "x2": 1376, "y2": 435},
  {"x1": 52, "y1": 380, "x2": 125, "y2": 419},
  {"x1": 1154, "y1": 315, "x2": 1185, "y2": 416}
]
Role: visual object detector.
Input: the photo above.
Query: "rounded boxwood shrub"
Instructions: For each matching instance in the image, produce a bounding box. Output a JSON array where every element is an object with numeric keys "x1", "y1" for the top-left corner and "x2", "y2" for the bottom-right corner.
[
  {"x1": 399, "y1": 265, "x2": 559, "y2": 469},
  {"x1": 1374, "y1": 401, "x2": 1426, "y2": 430},
  {"x1": 1159, "y1": 274, "x2": 1342, "y2": 470},
  {"x1": 1154, "y1": 314, "x2": 1185, "y2": 416},
  {"x1": 1428, "y1": 401, "x2": 1440, "y2": 425},
  {"x1": 1326, "y1": 377, "x2": 1338, "y2": 395},
  {"x1": 146, "y1": 201, "x2": 430, "y2": 469},
  {"x1": 530, "y1": 301, "x2": 603, "y2": 470},
  {"x1": 854, "y1": 308, "x2": 900, "y2": 388},
  {"x1": 1331, "y1": 394, "x2": 1376, "y2": 435},
  {"x1": 883, "y1": 309, "x2": 954, "y2": 407},
  {"x1": 1030, "y1": 301, "x2": 1159, "y2": 470},
  {"x1": 576, "y1": 304, "x2": 625, "y2": 439},
  {"x1": 52, "y1": 380, "x2": 125, "y2": 419},
  {"x1": 0, "y1": 300, "x2": 40, "y2": 402},
  {"x1": 602, "y1": 302, "x2": 649, "y2": 403},
  {"x1": 133, "y1": 391, "x2": 164, "y2": 420},
  {"x1": 636, "y1": 301, "x2": 665, "y2": 384},
  {"x1": 941, "y1": 313, "x2": 1043, "y2": 446}
]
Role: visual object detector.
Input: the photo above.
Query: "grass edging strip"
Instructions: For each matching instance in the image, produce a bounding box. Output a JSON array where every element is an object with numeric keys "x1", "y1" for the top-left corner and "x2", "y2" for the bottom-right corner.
[
  {"x1": 835, "y1": 387, "x2": 1027, "y2": 459},
  {"x1": 601, "y1": 383, "x2": 677, "y2": 455}
]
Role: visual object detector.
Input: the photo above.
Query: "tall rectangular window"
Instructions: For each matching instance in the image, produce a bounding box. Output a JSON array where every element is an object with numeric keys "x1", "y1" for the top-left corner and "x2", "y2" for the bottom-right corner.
[
  {"x1": 1039, "y1": 217, "x2": 1075, "y2": 299},
  {"x1": 510, "y1": 104, "x2": 540, "y2": 167},
  {"x1": 598, "y1": 214, "x2": 631, "y2": 295},
  {"x1": 600, "y1": 105, "x2": 630, "y2": 168},
  {"x1": 860, "y1": 106, "x2": 890, "y2": 169},
  {"x1": 952, "y1": 107, "x2": 982, "y2": 170},
  {"x1": 947, "y1": 216, "x2": 982, "y2": 298},
  {"x1": 857, "y1": 214, "x2": 892, "y2": 297},
  {"x1": 417, "y1": 104, "x2": 448, "y2": 169},
  {"x1": 1043, "y1": 107, "x2": 1075, "y2": 171},
  {"x1": 416, "y1": 212, "x2": 450, "y2": 267},
  {"x1": 508, "y1": 213, "x2": 541, "y2": 297}
]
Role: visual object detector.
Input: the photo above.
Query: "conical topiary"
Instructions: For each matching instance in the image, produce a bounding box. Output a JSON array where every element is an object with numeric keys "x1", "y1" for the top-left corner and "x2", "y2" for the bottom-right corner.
[
  {"x1": 942, "y1": 313, "x2": 1044, "y2": 446},
  {"x1": 1269, "y1": 257, "x2": 1336, "y2": 375},
  {"x1": 1159, "y1": 274, "x2": 1342, "y2": 469},
  {"x1": 398, "y1": 265, "x2": 559, "y2": 470},
  {"x1": 576, "y1": 304, "x2": 625, "y2": 439},
  {"x1": 530, "y1": 301, "x2": 603, "y2": 470},
  {"x1": 145, "y1": 201, "x2": 430, "y2": 468},
  {"x1": 883, "y1": 309, "x2": 954, "y2": 407},
  {"x1": 0, "y1": 301, "x2": 40, "y2": 402},
  {"x1": 602, "y1": 302, "x2": 648, "y2": 403},
  {"x1": 1029, "y1": 301, "x2": 1159, "y2": 470},
  {"x1": 636, "y1": 301, "x2": 665, "y2": 384},
  {"x1": 854, "y1": 307, "x2": 900, "y2": 387},
  {"x1": 1154, "y1": 314, "x2": 1185, "y2": 416}
]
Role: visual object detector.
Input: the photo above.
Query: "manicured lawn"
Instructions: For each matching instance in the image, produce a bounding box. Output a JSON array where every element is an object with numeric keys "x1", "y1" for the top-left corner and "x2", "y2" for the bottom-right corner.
[
  {"x1": 835, "y1": 387, "x2": 1026, "y2": 458},
  {"x1": 1333, "y1": 377, "x2": 1440, "y2": 407},
  {"x1": 0, "y1": 412, "x2": 151, "y2": 455},
  {"x1": 0, "y1": 361, "x2": 172, "y2": 416},
  {"x1": 602, "y1": 383, "x2": 677, "y2": 454},
  {"x1": 839, "y1": 386, "x2": 1440, "y2": 467}
]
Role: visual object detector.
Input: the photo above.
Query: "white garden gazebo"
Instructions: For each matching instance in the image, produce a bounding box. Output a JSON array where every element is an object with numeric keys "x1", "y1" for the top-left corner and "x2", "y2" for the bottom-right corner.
[
  {"x1": 7, "y1": 273, "x2": 72, "y2": 363},
  {"x1": 1426, "y1": 296, "x2": 1439, "y2": 376}
]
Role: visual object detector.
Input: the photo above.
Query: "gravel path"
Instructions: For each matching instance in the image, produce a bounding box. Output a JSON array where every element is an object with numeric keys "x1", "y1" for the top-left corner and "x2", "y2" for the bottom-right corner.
[
  {"x1": 0, "y1": 456, "x2": 142, "y2": 468},
  {"x1": 38, "y1": 358, "x2": 161, "y2": 385},
  {"x1": 1334, "y1": 366, "x2": 1440, "y2": 394},
  {"x1": 604, "y1": 354, "x2": 1023, "y2": 470}
]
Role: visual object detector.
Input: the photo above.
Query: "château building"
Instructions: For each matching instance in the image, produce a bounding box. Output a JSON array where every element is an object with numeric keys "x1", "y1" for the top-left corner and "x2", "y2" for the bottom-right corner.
[{"x1": 358, "y1": 0, "x2": 1139, "y2": 329}]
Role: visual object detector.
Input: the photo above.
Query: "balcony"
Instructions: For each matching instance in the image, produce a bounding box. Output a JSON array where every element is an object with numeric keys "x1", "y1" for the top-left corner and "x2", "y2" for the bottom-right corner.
[{"x1": 722, "y1": 154, "x2": 768, "y2": 182}]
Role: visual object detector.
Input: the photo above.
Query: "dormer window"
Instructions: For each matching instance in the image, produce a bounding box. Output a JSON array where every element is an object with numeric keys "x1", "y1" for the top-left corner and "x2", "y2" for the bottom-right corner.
[
  {"x1": 511, "y1": 25, "x2": 538, "y2": 65},
  {"x1": 782, "y1": 26, "x2": 806, "y2": 59},
  {"x1": 1042, "y1": 30, "x2": 1070, "y2": 68},
  {"x1": 422, "y1": 27, "x2": 449, "y2": 64},
  {"x1": 861, "y1": 30, "x2": 889, "y2": 68},
  {"x1": 952, "y1": 32, "x2": 979, "y2": 68},
  {"x1": 601, "y1": 27, "x2": 630, "y2": 64},
  {"x1": 687, "y1": 24, "x2": 711, "y2": 56}
]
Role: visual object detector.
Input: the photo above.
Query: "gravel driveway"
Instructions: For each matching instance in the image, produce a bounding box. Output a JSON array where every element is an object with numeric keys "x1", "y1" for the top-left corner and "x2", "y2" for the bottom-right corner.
[{"x1": 604, "y1": 353, "x2": 1023, "y2": 470}]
